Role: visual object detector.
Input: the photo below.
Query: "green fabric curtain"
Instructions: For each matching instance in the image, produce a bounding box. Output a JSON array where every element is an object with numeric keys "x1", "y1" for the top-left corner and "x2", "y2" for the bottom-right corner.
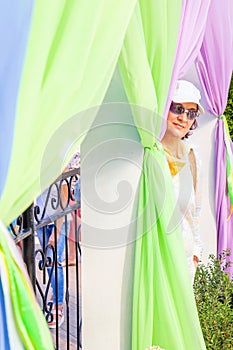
[
  {"x1": 0, "y1": 220, "x2": 54, "y2": 349},
  {"x1": 119, "y1": 1, "x2": 206, "y2": 349},
  {"x1": 0, "y1": 1, "x2": 137, "y2": 348},
  {"x1": 0, "y1": 1, "x2": 206, "y2": 348},
  {"x1": 0, "y1": 0, "x2": 137, "y2": 225},
  {"x1": 132, "y1": 145, "x2": 206, "y2": 350},
  {"x1": 118, "y1": 0, "x2": 181, "y2": 146}
]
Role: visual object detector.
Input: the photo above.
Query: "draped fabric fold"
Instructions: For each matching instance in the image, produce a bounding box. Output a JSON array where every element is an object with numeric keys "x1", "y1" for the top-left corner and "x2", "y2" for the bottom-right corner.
[
  {"x1": 118, "y1": 0, "x2": 181, "y2": 146},
  {"x1": 0, "y1": 0, "x2": 35, "y2": 197},
  {"x1": 119, "y1": 1, "x2": 206, "y2": 348},
  {"x1": 132, "y1": 145, "x2": 206, "y2": 350},
  {"x1": 0, "y1": 280, "x2": 11, "y2": 350},
  {"x1": 0, "y1": 0, "x2": 137, "y2": 225},
  {"x1": 195, "y1": 0, "x2": 233, "y2": 267},
  {"x1": 0, "y1": 220, "x2": 53, "y2": 349},
  {"x1": 160, "y1": 0, "x2": 211, "y2": 139},
  {"x1": 215, "y1": 119, "x2": 233, "y2": 265},
  {"x1": 0, "y1": 0, "x2": 232, "y2": 348},
  {"x1": 0, "y1": 1, "x2": 137, "y2": 348}
]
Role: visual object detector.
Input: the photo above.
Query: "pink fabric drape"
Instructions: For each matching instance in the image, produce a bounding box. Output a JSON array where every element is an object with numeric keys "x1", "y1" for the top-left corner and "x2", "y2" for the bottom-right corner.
[
  {"x1": 159, "y1": 0, "x2": 211, "y2": 139},
  {"x1": 195, "y1": 0, "x2": 233, "y2": 264}
]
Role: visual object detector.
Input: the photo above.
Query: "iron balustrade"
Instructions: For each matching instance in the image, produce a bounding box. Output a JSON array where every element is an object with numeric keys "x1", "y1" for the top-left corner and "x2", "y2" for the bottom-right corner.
[{"x1": 11, "y1": 168, "x2": 82, "y2": 350}]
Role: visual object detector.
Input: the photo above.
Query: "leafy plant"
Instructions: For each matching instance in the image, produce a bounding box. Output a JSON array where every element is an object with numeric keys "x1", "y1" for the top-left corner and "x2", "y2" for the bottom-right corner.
[
  {"x1": 193, "y1": 250, "x2": 233, "y2": 350},
  {"x1": 225, "y1": 74, "x2": 233, "y2": 139}
]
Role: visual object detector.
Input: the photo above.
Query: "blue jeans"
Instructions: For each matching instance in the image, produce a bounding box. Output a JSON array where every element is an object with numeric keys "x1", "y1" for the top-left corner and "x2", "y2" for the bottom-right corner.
[{"x1": 37, "y1": 221, "x2": 70, "y2": 305}]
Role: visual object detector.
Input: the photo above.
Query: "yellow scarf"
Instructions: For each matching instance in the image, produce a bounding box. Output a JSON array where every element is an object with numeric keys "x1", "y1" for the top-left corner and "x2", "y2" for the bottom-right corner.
[{"x1": 164, "y1": 148, "x2": 186, "y2": 177}]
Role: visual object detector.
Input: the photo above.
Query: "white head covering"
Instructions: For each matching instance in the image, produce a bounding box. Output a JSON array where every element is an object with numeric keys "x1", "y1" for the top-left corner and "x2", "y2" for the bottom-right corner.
[{"x1": 172, "y1": 80, "x2": 204, "y2": 114}]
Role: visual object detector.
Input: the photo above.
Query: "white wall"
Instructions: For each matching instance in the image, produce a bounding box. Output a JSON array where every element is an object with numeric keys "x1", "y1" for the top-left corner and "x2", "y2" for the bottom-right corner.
[
  {"x1": 81, "y1": 69, "x2": 144, "y2": 349},
  {"x1": 81, "y1": 66, "x2": 217, "y2": 349}
]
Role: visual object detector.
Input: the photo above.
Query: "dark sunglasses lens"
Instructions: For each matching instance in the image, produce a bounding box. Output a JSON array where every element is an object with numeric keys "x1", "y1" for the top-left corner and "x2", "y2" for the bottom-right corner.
[
  {"x1": 170, "y1": 102, "x2": 199, "y2": 120},
  {"x1": 187, "y1": 110, "x2": 199, "y2": 120},
  {"x1": 170, "y1": 103, "x2": 184, "y2": 115}
]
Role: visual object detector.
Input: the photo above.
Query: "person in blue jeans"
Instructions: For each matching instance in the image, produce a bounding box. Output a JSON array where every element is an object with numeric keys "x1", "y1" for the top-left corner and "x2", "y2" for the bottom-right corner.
[
  {"x1": 37, "y1": 221, "x2": 70, "y2": 328},
  {"x1": 36, "y1": 185, "x2": 71, "y2": 329}
]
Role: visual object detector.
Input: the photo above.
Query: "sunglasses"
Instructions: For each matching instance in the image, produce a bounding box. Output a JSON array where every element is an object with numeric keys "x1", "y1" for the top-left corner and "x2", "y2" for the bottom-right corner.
[{"x1": 170, "y1": 102, "x2": 200, "y2": 120}]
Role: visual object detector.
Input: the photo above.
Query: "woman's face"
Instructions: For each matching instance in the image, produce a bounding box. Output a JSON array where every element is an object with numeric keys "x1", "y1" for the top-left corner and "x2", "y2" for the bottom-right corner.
[{"x1": 166, "y1": 102, "x2": 197, "y2": 139}]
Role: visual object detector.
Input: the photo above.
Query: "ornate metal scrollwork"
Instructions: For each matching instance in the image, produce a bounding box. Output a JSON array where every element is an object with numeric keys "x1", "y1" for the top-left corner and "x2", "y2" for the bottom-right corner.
[
  {"x1": 11, "y1": 167, "x2": 81, "y2": 347},
  {"x1": 34, "y1": 168, "x2": 80, "y2": 226},
  {"x1": 35, "y1": 244, "x2": 55, "y2": 320}
]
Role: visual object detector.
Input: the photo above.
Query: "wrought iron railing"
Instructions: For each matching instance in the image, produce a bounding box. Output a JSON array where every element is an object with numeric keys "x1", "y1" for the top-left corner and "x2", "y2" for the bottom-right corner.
[{"x1": 11, "y1": 168, "x2": 82, "y2": 350}]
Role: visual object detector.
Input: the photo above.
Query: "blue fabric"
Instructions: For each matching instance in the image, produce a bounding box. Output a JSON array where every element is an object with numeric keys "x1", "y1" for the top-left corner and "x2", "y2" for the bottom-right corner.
[
  {"x1": 0, "y1": 279, "x2": 10, "y2": 350},
  {"x1": 0, "y1": 0, "x2": 34, "y2": 196}
]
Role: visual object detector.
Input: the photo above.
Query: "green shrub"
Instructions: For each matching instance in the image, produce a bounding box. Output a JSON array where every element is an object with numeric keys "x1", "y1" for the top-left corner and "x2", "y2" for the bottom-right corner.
[
  {"x1": 193, "y1": 250, "x2": 233, "y2": 350},
  {"x1": 225, "y1": 75, "x2": 233, "y2": 139}
]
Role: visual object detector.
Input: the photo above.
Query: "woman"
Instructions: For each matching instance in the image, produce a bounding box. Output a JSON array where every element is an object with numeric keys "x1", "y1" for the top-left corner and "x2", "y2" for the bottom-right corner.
[{"x1": 161, "y1": 79, "x2": 204, "y2": 283}]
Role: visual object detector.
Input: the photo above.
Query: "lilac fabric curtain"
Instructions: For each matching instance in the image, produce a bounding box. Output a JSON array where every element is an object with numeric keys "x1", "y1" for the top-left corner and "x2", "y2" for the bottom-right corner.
[
  {"x1": 159, "y1": 0, "x2": 211, "y2": 139},
  {"x1": 195, "y1": 0, "x2": 233, "y2": 264},
  {"x1": 215, "y1": 120, "x2": 233, "y2": 263}
]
